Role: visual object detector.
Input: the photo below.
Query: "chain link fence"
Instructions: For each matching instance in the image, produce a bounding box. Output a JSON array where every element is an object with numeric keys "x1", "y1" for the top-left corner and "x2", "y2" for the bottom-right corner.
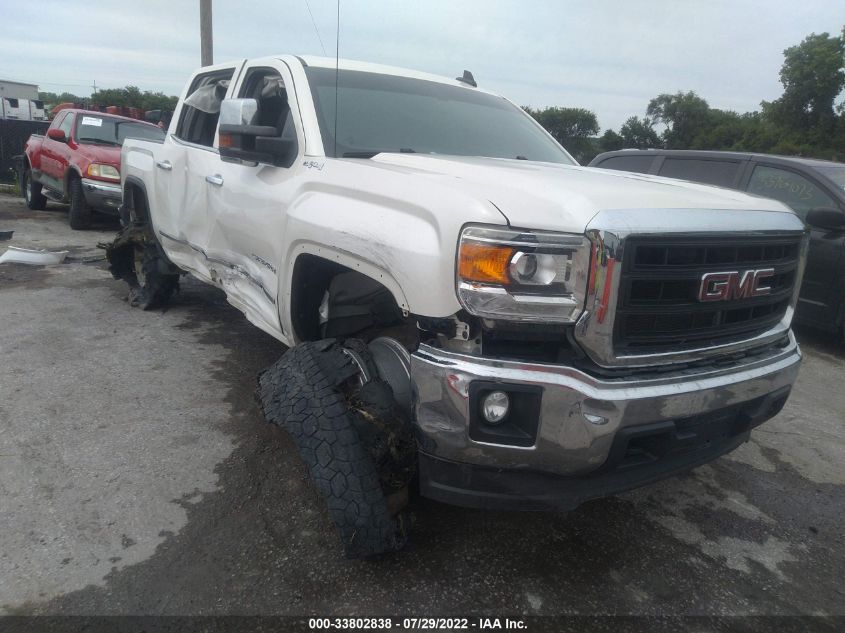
[{"x1": 0, "y1": 119, "x2": 50, "y2": 183}]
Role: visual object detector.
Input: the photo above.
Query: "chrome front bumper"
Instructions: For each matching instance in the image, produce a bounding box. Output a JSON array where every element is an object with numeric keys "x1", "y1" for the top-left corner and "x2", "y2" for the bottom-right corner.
[
  {"x1": 411, "y1": 333, "x2": 801, "y2": 480},
  {"x1": 81, "y1": 178, "x2": 121, "y2": 212}
]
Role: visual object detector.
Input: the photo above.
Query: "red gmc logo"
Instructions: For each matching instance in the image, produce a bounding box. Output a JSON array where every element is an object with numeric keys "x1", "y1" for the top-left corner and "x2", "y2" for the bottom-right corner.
[{"x1": 698, "y1": 268, "x2": 775, "y2": 302}]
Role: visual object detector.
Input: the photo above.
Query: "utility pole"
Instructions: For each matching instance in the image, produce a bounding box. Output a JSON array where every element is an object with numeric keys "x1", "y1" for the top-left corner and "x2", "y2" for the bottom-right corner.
[{"x1": 200, "y1": 0, "x2": 213, "y2": 67}]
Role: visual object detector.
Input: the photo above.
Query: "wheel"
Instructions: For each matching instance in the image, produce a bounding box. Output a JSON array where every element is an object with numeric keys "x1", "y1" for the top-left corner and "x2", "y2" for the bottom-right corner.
[
  {"x1": 23, "y1": 168, "x2": 47, "y2": 210},
  {"x1": 104, "y1": 223, "x2": 180, "y2": 309},
  {"x1": 68, "y1": 177, "x2": 93, "y2": 230},
  {"x1": 258, "y1": 338, "x2": 416, "y2": 558}
]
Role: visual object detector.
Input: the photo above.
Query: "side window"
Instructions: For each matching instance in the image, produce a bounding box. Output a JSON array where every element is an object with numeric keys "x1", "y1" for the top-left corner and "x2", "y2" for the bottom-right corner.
[
  {"x1": 236, "y1": 67, "x2": 298, "y2": 165},
  {"x1": 747, "y1": 165, "x2": 837, "y2": 219},
  {"x1": 59, "y1": 113, "x2": 74, "y2": 137},
  {"x1": 175, "y1": 68, "x2": 235, "y2": 147},
  {"x1": 595, "y1": 155, "x2": 654, "y2": 174},
  {"x1": 659, "y1": 158, "x2": 739, "y2": 188}
]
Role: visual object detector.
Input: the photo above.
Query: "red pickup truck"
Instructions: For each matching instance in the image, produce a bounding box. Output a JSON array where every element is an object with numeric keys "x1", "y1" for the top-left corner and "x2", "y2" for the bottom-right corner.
[{"x1": 21, "y1": 109, "x2": 164, "y2": 229}]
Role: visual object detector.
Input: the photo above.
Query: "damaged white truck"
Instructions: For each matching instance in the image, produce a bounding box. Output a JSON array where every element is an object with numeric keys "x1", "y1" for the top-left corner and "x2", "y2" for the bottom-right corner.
[{"x1": 108, "y1": 55, "x2": 807, "y2": 557}]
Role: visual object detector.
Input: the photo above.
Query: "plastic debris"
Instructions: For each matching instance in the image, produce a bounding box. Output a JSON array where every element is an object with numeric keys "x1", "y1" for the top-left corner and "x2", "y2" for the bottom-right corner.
[{"x1": 0, "y1": 246, "x2": 69, "y2": 265}]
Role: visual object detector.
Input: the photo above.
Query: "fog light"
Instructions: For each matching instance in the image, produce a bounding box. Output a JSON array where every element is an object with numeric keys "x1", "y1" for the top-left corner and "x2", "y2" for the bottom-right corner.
[{"x1": 481, "y1": 391, "x2": 510, "y2": 424}]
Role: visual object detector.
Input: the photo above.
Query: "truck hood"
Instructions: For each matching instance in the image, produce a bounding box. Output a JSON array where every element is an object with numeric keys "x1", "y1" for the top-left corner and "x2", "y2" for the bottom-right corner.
[
  {"x1": 369, "y1": 154, "x2": 794, "y2": 232},
  {"x1": 76, "y1": 143, "x2": 121, "y2": 168}
]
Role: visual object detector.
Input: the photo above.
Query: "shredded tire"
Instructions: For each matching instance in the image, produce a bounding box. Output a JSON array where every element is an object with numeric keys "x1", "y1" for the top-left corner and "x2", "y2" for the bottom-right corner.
[
  {"x1": 258, "y1": 339, "x2": 415, "y2": 558},
  {"x1": 103, "y1": 223, "x2": 180, "y2": 309}
]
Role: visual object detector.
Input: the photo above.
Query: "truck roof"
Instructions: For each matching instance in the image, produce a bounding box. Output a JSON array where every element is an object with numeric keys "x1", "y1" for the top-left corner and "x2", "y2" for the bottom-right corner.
[
  {"x1": 58, "y1": 108, "x2": 160, "y2": 127},
  {"x1": 225, "y1": 54, "x2": 498, "y2": 96},
  {"x1": 597, "y1": 148, "x2": 842, "y2": 169}
]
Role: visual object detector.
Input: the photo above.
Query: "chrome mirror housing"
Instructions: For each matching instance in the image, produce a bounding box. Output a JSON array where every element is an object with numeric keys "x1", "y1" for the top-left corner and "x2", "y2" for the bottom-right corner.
[{"x1": 219, "y1": 98, "x2": 258, "y2": 126}]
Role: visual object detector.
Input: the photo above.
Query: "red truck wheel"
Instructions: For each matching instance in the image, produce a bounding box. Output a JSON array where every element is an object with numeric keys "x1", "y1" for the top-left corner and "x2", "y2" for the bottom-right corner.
[
  {"x1": 68, "y1": 177, "x2": 93, "y2": 230},
  {"x1": 24, "y1": 169, "x2": 47, "y2": 211}
]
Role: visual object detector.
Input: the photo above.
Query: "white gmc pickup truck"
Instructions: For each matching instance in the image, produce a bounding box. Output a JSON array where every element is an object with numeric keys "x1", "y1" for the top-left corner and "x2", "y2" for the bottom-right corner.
[{"x1": 109, "y1": 55, "x2": 807, "y2": 558}]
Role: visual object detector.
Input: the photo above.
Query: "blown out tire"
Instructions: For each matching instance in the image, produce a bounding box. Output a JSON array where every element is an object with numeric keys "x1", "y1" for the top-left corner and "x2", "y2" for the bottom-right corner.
[
  {"x1": 23, "y1": 169, "x2": 47, "y2": 210},
  {"x1": 68, "y1": 177, "x2": 93, "y2": 230},
  {"x1": 258, "y1": 339, "x2": 416, "y2": 558},
  {"x1": 104, "y1": 223, "x2": 180, "y2": 309}
]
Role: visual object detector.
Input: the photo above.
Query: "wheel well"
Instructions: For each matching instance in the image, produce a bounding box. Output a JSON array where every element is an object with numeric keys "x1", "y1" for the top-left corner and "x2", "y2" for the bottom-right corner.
[
  {"x1": 122, "y1": 181, "x2": 150, "y2": 224},
  {"x1": 290, "y1": 254, "x2": 405, "y2": 342}
]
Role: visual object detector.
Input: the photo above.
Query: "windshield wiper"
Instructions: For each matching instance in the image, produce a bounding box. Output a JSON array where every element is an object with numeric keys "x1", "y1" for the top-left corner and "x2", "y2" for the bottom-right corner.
[
  {"x1": 78, "y1": 137, "x2": 120, "y2": 146},
  {"x1": 343, "y1": 148, "x2": 416, "y2": 158}
]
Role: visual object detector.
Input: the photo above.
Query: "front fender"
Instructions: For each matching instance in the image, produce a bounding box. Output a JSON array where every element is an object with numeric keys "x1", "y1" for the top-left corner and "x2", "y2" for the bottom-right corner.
[{"x1": 279, "y1": 178, "x2": 504, "y2": 335}]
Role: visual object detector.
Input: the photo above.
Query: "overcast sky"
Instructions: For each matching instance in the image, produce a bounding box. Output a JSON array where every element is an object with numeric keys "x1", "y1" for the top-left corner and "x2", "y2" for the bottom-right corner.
[{"x1": 1, "y1": 0, "x2": 843, "y2": 130}]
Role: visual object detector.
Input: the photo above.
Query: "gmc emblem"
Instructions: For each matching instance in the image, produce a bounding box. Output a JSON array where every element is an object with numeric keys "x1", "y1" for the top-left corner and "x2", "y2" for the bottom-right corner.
[{"x1": 698, "y1": 268, "x2": 775, "y2": 302}]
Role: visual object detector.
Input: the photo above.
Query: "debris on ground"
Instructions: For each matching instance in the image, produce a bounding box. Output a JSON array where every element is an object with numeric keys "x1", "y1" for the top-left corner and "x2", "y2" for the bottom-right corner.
[{"x1": 0, "y1": 246, "x2": 68, "y2": 265}]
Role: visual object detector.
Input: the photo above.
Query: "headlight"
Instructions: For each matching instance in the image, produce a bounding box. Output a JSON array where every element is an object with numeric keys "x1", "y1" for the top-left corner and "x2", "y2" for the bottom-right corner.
[
  {"x1": 456, "y1": 225, "x2": 591, "y2": 322},
  {"x1": 87, "y1": 164, "x2": 120, "y2": 181}
]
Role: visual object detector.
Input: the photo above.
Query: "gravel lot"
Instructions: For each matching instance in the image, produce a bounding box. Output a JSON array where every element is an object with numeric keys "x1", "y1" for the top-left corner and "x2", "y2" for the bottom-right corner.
[{"x1": 1, "y1": 194, "x2": 843, "y2": 621}]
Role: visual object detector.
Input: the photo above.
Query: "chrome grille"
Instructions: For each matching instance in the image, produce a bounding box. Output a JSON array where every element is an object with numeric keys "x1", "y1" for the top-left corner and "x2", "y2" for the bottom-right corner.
[{"x1": 615, "y1": 236, "x2": 802, "y2": 352}]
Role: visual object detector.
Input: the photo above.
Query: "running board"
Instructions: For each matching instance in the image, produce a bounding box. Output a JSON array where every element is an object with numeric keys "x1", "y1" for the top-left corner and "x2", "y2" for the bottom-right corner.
[{"x1": 42, "y1": 188, "x2": 65, "y2": 202}]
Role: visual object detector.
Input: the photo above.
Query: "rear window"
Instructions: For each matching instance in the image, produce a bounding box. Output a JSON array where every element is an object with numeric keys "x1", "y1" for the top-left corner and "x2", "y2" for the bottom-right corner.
[
  {"x1": 659, "y1": 158, "x2": 740, "y2": 188},
  {"x1": 594, "y1": 155, "x2": 654, "y2": 173}
]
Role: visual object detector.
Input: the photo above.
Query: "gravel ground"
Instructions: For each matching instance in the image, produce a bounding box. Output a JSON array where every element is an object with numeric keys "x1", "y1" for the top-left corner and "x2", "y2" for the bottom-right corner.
[{"x1": 0, "y1": 194, "x2": 843, "y2": 624}]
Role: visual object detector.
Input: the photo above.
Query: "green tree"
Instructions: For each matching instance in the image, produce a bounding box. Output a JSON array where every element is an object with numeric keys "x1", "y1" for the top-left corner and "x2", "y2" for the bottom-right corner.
[
  {"x1": 646, "y1": 91, "x2": 711, "y2": 149},
  {"x1": 763, "y1": 31, "x2": 845, "y2": 134},
  {"x1": 690, "y1": 109, "x2": 747, "y2": 149},
  {"x1": 38, "y1": 91, "x2": 83, "y2": 105},
  {"x1": 598, "y1": 129, "x2": 624, "y2": 152},
  {"x1": 619, "y1": 116, "x2": 661, "y2": 149},
  {"x1": 524, "y1": 106, "x2": 600, "y2": 162},
  {"x1": 89, "y1": 86, "x2": 178, "y2": 113}
]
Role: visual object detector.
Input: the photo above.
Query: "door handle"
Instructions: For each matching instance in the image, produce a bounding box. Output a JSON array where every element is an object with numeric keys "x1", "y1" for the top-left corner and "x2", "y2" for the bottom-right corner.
[
  {"x1": 156, "y1": 160, "x2": 172, "y2": 171},
  {"x1": 205, "y1": 174, "x2": 224, "y2": 186}
]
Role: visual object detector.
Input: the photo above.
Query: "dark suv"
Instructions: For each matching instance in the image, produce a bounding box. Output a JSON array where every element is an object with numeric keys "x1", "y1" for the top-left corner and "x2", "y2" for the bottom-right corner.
[{"x1": 589, "y1": 150, "x2": 845, "y2": 339}]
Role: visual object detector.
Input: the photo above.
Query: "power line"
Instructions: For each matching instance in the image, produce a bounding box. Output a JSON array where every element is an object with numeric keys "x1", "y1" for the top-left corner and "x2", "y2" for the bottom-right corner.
[{"x1": 304, "y1": 0, "x2": 327, "y2": 56}]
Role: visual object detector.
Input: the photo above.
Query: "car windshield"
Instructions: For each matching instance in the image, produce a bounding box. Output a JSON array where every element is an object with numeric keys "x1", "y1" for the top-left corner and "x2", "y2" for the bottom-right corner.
[
  {"x1": 304, "y1": 67, "x2": 575, "y2": 164},
  {"x1": 75, "y1": 115, "x2": 165, "y2": 146},
  {"x1": 815, "y1": 165, "x2": 845, "y2": 191}
]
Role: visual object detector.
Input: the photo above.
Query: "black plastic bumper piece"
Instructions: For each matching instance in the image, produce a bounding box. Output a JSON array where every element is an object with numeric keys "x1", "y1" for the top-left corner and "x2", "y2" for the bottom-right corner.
[{"x1": 418, "y1": 385, "x2": 791, "y2": 511}]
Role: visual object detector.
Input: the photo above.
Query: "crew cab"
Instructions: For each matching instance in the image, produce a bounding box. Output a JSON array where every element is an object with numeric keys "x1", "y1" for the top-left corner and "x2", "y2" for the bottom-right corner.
[
  {"x1": 590, "y1": 149, "x2": 845, "y2": 340},
  {"x1": 108, "y1": 56, "x2": 807, "y2": 558},
  {"x1": 21, "y1": 109, "x2": 164, "y2": 229}
]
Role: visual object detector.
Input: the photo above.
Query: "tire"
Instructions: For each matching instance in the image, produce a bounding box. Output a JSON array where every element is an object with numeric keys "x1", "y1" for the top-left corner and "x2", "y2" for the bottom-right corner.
[
  {"x1": 68, "y1": 176, "x2": 93, "y2": 230},
  {"x1": 104, "y1": 222, "x2": 180, "y2": 309},
  {"x1": 258, "y1": 339, "x2": 416, "y2": 558},
  {"x1": 23, "y1": 168, "x2": 47, "y2": 210}
]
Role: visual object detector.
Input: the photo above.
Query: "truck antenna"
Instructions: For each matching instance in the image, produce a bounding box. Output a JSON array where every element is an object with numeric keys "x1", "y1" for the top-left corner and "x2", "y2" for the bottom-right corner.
[
  {"x1": 303, "y1": 0, "x2": 326, "y2": 55},
  {"x1": 333, "y1": 0, "x2": 340, "y2": 158}
]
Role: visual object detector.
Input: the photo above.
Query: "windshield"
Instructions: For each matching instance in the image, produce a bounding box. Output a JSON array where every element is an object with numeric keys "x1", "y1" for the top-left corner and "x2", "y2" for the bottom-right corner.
[
  {"x1": 75, "y1": 115, "x2": 165, "y2": 146},
  {"x1": 815, "y1": 165, "x2": 845, "y2": 191},
  {"x1": 304, "y1": 67, "x2": 575, "y2": 164}
]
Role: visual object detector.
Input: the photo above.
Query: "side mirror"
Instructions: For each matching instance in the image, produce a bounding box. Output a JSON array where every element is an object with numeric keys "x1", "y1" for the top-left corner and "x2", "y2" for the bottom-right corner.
[
  {"x1": 47, "y1": 128, "x2": 67, "y2": 142},
  {"x1": 218, "y1": 98, "x2": 296, "y2": 167},
  {"x1": 805, "y1": 207, "x2": 845, "y2": 230}
]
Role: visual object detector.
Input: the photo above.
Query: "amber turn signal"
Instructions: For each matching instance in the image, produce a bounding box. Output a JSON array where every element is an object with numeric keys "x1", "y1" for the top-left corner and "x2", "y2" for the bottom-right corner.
[{"x1": 458, "y1": 241, "x2": 515, "y2": 285}]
